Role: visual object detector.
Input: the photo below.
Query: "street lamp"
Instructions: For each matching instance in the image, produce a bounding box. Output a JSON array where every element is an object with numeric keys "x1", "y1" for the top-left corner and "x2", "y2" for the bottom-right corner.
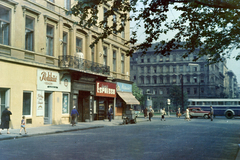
[
  {"x1": 167, "y1": 99, "x2": 171, "y2": 116},
  {"x1": 180, "y1": 74, "x2": 184, "y2": 114}
]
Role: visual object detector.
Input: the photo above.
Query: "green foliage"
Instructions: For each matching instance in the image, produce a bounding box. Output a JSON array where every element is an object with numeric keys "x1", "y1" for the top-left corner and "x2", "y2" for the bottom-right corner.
[
  {"x1": 132, "y1": 83, "x2": 145, "y2": 106},
  {"x1": 69, "y1": 0, "x2": 240, "y2": 64}
]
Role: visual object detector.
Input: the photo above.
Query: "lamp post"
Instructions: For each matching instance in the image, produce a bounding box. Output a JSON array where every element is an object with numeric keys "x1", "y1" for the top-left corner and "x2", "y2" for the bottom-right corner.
[
  {"x1": 180, "y1": 74, "x2": 184, "y2": 114},
  {"x1": 167, "y1": 99, "x2": 171, "y2": 116}
]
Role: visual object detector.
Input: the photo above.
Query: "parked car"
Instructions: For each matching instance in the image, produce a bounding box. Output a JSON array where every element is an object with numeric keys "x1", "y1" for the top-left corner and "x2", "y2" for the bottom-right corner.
[{"x1": 183, "y1": 108, "x2": 210, "y2": 119}]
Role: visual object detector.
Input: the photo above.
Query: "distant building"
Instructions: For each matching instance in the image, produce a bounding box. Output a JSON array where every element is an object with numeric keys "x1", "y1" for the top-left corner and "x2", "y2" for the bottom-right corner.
[{"x1": 130, "y1": 43, "x2": 235, "y2": 109}]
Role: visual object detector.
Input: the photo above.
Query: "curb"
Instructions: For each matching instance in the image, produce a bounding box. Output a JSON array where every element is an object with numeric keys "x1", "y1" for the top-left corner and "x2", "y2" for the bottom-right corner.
[
  {"x1": 235, "y1": 144, "x2": 240, "y2": 160},
  {"x1": 0, "y1": 126, "x2": 104, "y2": 141}
]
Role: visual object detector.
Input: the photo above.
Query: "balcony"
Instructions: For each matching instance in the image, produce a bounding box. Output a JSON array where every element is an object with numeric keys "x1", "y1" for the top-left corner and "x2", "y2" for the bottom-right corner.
[{"x1": 59, "y1": 55, "x2": 110, "y2": 76}]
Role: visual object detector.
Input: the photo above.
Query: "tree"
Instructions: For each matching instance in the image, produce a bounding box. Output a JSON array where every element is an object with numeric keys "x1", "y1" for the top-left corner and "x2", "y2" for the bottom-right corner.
[
  {"x1": 69, "y1": 0, "x2": 240, "y2": 64},
  {"x1": 152, "y1": 95, "x2": 165, "y2": 111},
  {"x1": 132, "y1": 83, "x2": 145, "y2": 107},
  {"x1": 169, "y1": 85, "x2": 188, "y2": 111}
]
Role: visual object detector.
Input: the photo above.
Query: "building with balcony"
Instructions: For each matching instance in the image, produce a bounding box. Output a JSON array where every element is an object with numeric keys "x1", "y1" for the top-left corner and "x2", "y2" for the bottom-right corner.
[
  {"x1": 0, "y1": 0, "x2": 135, "y2": 128},
  {"x1": 226, "y1": 70, "x2": 239, "y2": 98},
  {"x1": 130, "y1": 44, "x2": 229, "y2": 109}
]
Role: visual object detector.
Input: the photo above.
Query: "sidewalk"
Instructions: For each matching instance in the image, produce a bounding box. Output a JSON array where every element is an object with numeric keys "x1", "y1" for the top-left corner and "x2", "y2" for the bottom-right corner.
[{"x1": 0, "y1": 115, "x2": 179, "y2": 141}]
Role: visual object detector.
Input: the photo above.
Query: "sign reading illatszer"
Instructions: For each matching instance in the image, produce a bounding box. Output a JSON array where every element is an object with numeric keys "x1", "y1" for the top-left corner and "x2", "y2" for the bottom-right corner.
[{"x1": 116, "y1": 82, "x2": 132, "y2": 93}]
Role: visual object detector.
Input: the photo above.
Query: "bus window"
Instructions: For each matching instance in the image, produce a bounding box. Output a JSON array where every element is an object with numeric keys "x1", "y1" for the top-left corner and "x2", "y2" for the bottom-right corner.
[
  {"x1": 192, "y1": 102, "x2": 195, "y2": 105},
  {"x1": 188, "y1": 102, "x2": 191, "y2": 105},
  {"x1": 218, "y1": 102, "x2": 224, "y2": 105},
  {"x1": 212, "y1": 102, "x2": 217, "y2": 105},
  {"x1": 225, "y1": 101, "x2": 232, "y2": 105},
  {"x1": 203, "y1": 102, "x2": 210, "y2": 105},
  {"x1": 197, "y1": 102, "x2": 202, "y2": 105},
  {"x1": 234, "y1": 101, "x2": 238, "y2": 105},
  {"x1": 239, "y1": 101, "x2": 240, "y2": 105}
]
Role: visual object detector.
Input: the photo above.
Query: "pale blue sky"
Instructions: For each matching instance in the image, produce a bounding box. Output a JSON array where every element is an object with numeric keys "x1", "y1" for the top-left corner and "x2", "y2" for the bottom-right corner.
[{"x1": 130, "y1": 3, "x2": 240, "y2": 83}]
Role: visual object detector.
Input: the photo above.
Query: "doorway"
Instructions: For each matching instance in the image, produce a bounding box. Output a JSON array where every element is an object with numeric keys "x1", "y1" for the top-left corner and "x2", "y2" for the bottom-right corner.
[{"x1": 44, "y1": 92, "x2": 52, "y2": 124}]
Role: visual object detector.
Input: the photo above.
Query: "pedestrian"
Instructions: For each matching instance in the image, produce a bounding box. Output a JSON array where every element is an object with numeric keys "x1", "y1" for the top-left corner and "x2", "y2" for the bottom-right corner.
[
  {"x1": 19, "y1": 116, "x2": 27, "y2": 135},
  {"x1": 161, "y1": 108, "x2": 166, "y2": 121},
  {"x1": 178, "y1": 107, "x2": 181, "y2": 118},
  {"x1": 185, "y1": 107, "x2": 191, "y2": 121},
  {"x1": 144, "y1": 107, "x2": 148, "y2": 118},
  {"x1": 107, "y1": 105, "x2": 113, "y2": 122},
  {"x1": 0, "y1": 106, "x2": 12, "y2": 134},
  {"x1": 71, "y1": 106, "x2": 79, "y2": 126},
  {"x1": 210, "y1": 106, "x2": 214, "y2": 121},
  {"x1": 148, "y1": 106, "x2": 154, "y2": 121}
]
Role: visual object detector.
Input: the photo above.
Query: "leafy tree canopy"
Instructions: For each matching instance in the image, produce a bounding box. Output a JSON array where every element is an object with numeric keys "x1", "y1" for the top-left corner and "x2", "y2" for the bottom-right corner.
[
  {"x1": 169, "y1": 85, "x2": 188, "y2": 111},
  {"x1": 132, "y1": 83, "x2": 145, "y2": 106},
  {"x1": 69, "y1": 0, "x2": 240, "y2": 64}
]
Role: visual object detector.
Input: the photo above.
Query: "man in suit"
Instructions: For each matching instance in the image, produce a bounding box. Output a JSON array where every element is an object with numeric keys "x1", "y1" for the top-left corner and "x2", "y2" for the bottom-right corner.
[
  {"x1": 107, "y1": 105, "x2": 113, "y2": 122},
  {"x1": 71, "y1": 106, "x2": 79, "y2": 126},
  {"x1": 210, "y1": 106, "x2": 214, "y2": 121}
]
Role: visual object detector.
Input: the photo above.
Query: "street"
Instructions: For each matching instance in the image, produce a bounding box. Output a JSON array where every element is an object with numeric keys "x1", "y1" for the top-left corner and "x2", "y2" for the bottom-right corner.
[{"x1": 0, "y1": 117, "x2": 240, "y2": 160}]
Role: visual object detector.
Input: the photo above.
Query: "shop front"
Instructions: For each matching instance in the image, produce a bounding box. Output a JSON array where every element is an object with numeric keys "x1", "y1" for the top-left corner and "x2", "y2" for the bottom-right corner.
[
  {"x1": 95, "y1": 81, "x2": 116, "y2": 120},
  {"x1": 37, "y1": 69, "x2": 71, "y2": 125},
  {"x1": 116, "y1": 82, "x2": 140, "y2": 119}
]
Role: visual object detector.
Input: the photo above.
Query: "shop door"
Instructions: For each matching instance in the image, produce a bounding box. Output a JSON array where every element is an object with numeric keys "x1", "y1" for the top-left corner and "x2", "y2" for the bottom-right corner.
[
  {"x1": 44, "y1": 92, "x2": 52, "y2": 124},
  {"x1": 78, "y1": 91, "x2": 90, "y2": 122}
]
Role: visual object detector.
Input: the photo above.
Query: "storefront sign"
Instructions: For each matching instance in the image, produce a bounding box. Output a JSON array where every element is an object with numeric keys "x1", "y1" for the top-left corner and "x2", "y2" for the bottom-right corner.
[
  {"x1": 116, "y1": 82, "x2": 132, "y2": 92},
  {"x1": 96, "y1": 81, "x2": 116, "y2": 98},
  {"x1": 37, "y1": 69, "x2": 71, "y2": 92},
  {"x1": 36, "y1": 90, "x2": 44, "y2": 116}
]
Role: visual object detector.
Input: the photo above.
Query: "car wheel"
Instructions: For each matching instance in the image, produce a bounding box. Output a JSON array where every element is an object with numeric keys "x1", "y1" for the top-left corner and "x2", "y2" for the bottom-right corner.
[
  {"x1": 204, "y1": 114, "x2": 209, "y2": 119},
  {"x1": 225, "y1": 111, "x2": 234, "y2": 119}
]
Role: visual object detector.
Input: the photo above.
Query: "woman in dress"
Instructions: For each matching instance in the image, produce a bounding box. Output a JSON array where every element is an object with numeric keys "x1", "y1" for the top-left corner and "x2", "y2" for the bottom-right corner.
[
  {"x1": 185, "y1": 107, "x2": 191, "y2": 121},
  {"x1": 0, "y1": 106, "x2": 12, "y2": 134}
]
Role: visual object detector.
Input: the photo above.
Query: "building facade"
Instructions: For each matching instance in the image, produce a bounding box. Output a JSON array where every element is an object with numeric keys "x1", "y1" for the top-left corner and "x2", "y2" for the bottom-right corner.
[
  {"x1": 0, "y1": 0, "x2": 135, "y2": 128},
  {"x1": 130, "y1": 45, "x2": 233, "y2": 110}
]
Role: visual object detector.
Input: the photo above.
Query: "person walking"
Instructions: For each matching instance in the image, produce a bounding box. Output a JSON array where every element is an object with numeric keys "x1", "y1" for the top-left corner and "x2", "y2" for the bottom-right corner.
[
  {"x1": 107, "y1": 105, "x2": 113, "y2": 122},
  {"x1": 19, "y1": 116, "x2": 27, "y2": 135},
  {"x1": 71, "y1": 106, "x2": 79, "y2": 126},
  {"x1": 161, "y1": 108, "x2": 166, "y2": 121},
  {"x1": 185, "y1": 107, "x2": 191, "y2": 121},
  {"x1": 210, "y1": 106, "x2": 214, "y2": 121},
  {"x1": 178, "y1": 107, "x2": 181, "y2": 118},
  {"x1": 148, "y1": 106, "x2": 154, "y2": 121},
  {"x1": 0, "y1": 106, "x2": 12, "y2": 134},
  {"x1": 144, "y1": 107, "x2": 148, "y2": 118}
]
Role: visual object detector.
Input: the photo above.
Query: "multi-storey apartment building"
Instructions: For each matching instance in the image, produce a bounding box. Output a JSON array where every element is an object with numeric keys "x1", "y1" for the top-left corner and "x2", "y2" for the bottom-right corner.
[
  {"x1": 0, "y1": 0, "x2": 137, "y2": 128},
  {"x1": 226, "y1": 70, "x2": 239, "y2": 98},
  {"x1": 130, "y1": 44, "x2": 229, "y2": 109}
]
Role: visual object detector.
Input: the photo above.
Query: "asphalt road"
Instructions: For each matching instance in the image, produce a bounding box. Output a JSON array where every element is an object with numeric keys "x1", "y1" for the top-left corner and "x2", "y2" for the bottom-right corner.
[{"x1": 0, "y1": 117, "x2": 240, "y2": 160}]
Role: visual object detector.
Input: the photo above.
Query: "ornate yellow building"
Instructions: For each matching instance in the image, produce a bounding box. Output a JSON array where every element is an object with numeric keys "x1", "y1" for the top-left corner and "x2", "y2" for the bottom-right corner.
[{"x1": 0, "y1": 0, "x2": 132, "y2": 128}]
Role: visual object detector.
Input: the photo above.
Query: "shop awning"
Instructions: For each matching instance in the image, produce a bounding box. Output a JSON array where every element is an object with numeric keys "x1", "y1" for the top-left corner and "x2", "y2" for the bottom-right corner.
[{"x1": 117, "y1": 92, "x2": 140, "y2": 105}]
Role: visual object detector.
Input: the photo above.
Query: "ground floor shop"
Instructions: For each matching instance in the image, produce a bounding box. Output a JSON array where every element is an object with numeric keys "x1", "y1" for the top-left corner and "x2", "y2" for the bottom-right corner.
[{"x1": 0, "y1": 61, "x2": 71, "y2": 129}]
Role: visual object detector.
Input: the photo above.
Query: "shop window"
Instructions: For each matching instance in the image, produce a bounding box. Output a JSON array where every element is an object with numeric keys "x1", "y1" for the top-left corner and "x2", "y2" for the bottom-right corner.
[
  {"x1": 62, "y1": 94, "x2": 69, "y2": 114},
  {"x1": 22, "y1": 92, "x2": 32, "y2": 116},
  {"x1": 0, "y1": 6, "x2": 10, "y2": 45}
]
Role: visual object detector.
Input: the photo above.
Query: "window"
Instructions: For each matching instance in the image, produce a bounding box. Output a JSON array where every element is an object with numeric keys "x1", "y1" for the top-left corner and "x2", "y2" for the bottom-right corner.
[
  {"x1": 22, "y1": 92, "x2": 32, "y2": 116},
  {"x1": 49, "y1": 0, "x2": 54, "y2": 2},
  {"x1": 159, "y1": 56, "x2": 163, "y2": 62},
  {"x1": 62, "y1": 94, "x2": 69, "y2": 114},
  {"x1": 141, "y1": 77, "x2": 144, "y2": 84},
  {"x1": 166, "y1": 76, "x2": 170, "y2": 83},
  {"x1": 147, "y1": 67, "x2": 150, "y2": 73},
  {"x1": 179, "y1": 65, "x2": 183, "y2": 72},
  {"x1": 147, "y1": 77, "x2": 150, "y2": 84},
  {"x1": 25, "y1": 16, "x2": 34, "y2": 51},
  {"x1": 173, "y1": 55, "x2": 176, "y2": 61},
  {"x1": 173, "y1": 66, "x2": 176, "y2": 72},
  {"x1": 166, "y1": 88, "x2": 169, "y2": 94},
  {"x1": 147, "y1": 58, "x2": 150, "y2": 63},
  {"x1": 153, "y1": 90, "x2": 156, "y2": 95},
  {"x1": 159, "y1": 66, "x2": 162, "y2": 73},
  {"x1": 146, "y1": 89, "x2": 150, "y2": 94},
  {"x1": 46, "y1": 25, "x2": 54, "y2": 56},
  {"x1": 153, "y1": 77, "x2": 157, "y2": 84},
  {"x1": 186, "y1": 65, "x2": 190, "y2": 72},
  {"x1": 91, "y1": 46, "x2": 95, "y2": 62},
  {"x1": 141, "y1": 59, "x2": 144, "y2": 63},
  {"x1": 103, "y1": 7, "x2": 108, "y2": 27},
  {"x1": 165, "y1": 66, "x2": 169, "y2": 72},
  {"x1": 160, "y1": 77, "x2": 163, "y2": 83},
  {"x1": 0, "y1": 6, "x2": 10, "y2": 45},
  {"x1": 194, "y1": 67, "x2": 198, "y2": 71},
  {"x1": 200, "y1": 65, "x2": 204, "y2": 71},
  {"x1": 62, "y1": 32, "x2": 68, "y2": 55},
  {"x1": 153, "y1": 67, "x2": 157, "y2": 73},
  {"x1": 187, "y1": 76, "x2": 190, "y2": 83},
  {"x1": 159, "y1": 89, "x2": 163, "y2": 94},
  {"x1": 133, "y1": 75, "x2": 136, "y2": 80},
  {"x1": 76, "y1": 37, "x2": 82, "y2": 52},
  {"x1": 113, "y1": 50, "x2": 116, "y2": 71},
  {"x1": 194, "y1": 88, "x2": 197, "y2": 94},
  {"x1": 166, "y1": 55, "x2": 169, "y2": 62},
  {"x1": 103, "y1": 46, "x2": 107, "y2": 66},
  {"x1": 141, "y1": 67, "x2": 144, "y2": 73},
  {"x1": 201, "y1": 88, "x2": 204, "y2": 93},
  {"x1": 187, "y1": 88, "x2": 190, "y2": 94},
  {"x1": 121, "y1": 53, "x2": 125, "y2": 74},
  {"x1": 172, "y1": 76, "x2": 176, "y2": 83},
  {"x1": 65, "y1": 0, "x2": 71, "y2": 10}
]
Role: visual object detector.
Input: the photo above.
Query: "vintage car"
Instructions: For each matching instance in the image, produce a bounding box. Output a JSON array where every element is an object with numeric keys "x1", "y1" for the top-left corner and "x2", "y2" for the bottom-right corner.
[{"x1": 183, "y1": 107, "x2": 210, "y2": 119}]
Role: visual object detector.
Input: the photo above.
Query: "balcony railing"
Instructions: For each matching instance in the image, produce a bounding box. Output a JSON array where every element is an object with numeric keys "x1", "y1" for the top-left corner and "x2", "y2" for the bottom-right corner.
[{"x1": 59, "y1": 55, "x2": 110, "y2": 76}]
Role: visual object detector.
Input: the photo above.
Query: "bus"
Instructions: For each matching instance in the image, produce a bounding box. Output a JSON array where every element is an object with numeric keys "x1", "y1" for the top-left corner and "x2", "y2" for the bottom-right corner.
[{"x1": 188, "y1": 99, "x2": 240, "y2": 119}]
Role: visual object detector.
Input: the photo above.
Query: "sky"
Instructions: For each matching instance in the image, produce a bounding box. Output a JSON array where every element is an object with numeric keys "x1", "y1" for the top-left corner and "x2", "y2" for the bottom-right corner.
[{"x1": 130, "y1": 3, "x2": 240, "y2": 83}]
